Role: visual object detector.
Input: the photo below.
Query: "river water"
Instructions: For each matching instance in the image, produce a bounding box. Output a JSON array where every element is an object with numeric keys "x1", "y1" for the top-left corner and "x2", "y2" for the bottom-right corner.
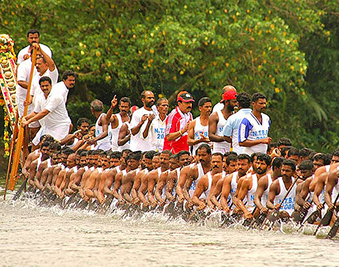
[{"x1": 0, "y1": 188, "x2": 339, "y2": 267}]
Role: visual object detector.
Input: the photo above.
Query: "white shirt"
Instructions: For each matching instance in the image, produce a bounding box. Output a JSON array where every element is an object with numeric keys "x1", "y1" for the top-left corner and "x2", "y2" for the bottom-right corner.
[
  {"x1": 16, "y1": 59, "x2": 38, "y2": 116},
  {"x1": 222, "y1": 108, "x2": 252, "y2": 155},
  {"x1": 17, "y1": 44, "x2": 52, "y2": 64},
  {"x1": 32, "y1": 91, "x2": 71, "y2": 145},
  {"x1": 212, "y1": 102, "x2": 224, "y2": 113},
  {"x1": 51, "y1": 81, "x2": 68, "y2": 103},
  {"x1": 129, "y1": 107, "x2": 155, "y2": 151},
  {"x1": 141, "y1": 115, "x2": 167, "y2": 152}
]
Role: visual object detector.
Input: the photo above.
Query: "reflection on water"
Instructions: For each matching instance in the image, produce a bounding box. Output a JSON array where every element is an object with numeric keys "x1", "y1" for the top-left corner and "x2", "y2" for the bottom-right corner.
[{"x1": 0, "y1": 189, "x2": 339, "y2": 267}]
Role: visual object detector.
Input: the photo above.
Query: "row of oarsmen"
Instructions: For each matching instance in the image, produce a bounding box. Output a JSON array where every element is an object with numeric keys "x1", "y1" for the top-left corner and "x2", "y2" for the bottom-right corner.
[{"x1": 22, "y1": 138, "x2": 339, "y2": 228}]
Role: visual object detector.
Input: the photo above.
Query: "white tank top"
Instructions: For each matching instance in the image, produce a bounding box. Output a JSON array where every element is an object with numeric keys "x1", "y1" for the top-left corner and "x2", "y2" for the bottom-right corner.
[
  {"x1": 189, "y1": 163, "x2": 206, "y2": 197},
  {"x1": 205, "y1": 172, "x2": 213, "y2": 197},
  {"x1": 118, "y1": 122, "x2": 131, "y2": 151},
  {"x1": 95, "y1": 113, "x2": 111, "y2": 146},
  {"x1": 213, "y1": 110, "x2": 230, "y2": 154},
  {"x1": 261, "y1": 173, "x2": 273, "y2": 207},
  {"x1": 192, "y1": 116, "x2": 209, "y2": 155},
  {"x1": 110, "y1": 113, "x2": 123, "y2": 151},
  {"x1": 274, "y1": 177, "x2": 296, "y2": 215},
  {"x1": 36, "y1": 155, "x2": 43, "y2": 171},
  {"x1": 246, "y1": 174, "x2": 258, "y2": 212}
]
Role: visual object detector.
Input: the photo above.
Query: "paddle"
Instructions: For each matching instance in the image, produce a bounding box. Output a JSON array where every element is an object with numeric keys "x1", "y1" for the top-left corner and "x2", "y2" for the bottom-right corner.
[
  {"x1": 8, "y1": 48, "x2": 37, "y2": 191},
  {"x1": 326, "y1": 215, "x2": 339, "y2": 239},
  {"x1": 12, "y1": 176, "x2": 27, "y2": 201},
  {"x1": 313, "y1": 192, "x2": 339, "y2": 236}
]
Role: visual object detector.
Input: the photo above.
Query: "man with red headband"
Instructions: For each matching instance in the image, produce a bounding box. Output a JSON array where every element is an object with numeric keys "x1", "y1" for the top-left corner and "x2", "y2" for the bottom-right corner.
[{"x1": 163, "y1": 91, "x2": 194, "y2": 153}]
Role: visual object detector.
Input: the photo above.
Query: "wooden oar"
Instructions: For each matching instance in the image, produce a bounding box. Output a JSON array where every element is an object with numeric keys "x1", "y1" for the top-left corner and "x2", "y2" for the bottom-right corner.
[
  {"x1": 262, "y1": 176, "x2": 299, "y2": 230},
  {"x1": 12, "y1": 175, "x2": 27, "y2": 201},
  {"x1": 326, "y1": 215, "x2": 339, "y2": 239},
  {"x1": 4, "y1": 109, "x2": 19, "y2": 200},
  {"x1": 7, "y1": 48, "x2": 37, "y2": 191},
  {"x1": 313, "y1": 193, "x2": 339, "y2": 236}
]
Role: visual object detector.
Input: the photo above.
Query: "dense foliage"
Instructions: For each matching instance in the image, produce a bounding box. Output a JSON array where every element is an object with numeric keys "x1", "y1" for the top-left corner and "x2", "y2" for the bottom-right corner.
[{"x1": 1, "y1": 0, "x2": 338, "y2": 151}]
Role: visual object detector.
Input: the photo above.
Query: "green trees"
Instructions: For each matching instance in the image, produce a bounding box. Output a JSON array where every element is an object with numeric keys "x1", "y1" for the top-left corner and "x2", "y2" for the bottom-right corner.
[{"x1": 1, "y1": 0, "x2": 338, "y2": 151}]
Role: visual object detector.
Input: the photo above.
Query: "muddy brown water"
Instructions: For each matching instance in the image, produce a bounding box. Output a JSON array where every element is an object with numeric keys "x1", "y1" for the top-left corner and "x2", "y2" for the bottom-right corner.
[{"x1": 0, "y1": 188, "x2": 339, "y2": 267}]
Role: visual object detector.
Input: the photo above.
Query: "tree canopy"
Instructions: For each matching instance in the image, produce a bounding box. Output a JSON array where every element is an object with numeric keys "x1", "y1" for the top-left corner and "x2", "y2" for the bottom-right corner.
[{"x1": 1, "y1": 0, "x2": 339, "y2": 151}]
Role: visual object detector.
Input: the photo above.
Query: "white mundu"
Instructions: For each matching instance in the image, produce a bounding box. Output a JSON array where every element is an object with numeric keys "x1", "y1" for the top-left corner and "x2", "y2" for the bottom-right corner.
[
  {"x1": 17, "y1": 44, "x2": 52, "y2": 64},
  {"x1": 110, "y1": 113, "x2": 124, "y2": 151},
  {"x1": 129, "y1": 107, "x2": 154, "y2": 151},
  {"x1": 141, "y1": 115, "x2": 167, "y2": 152},
  {"x1": 95, "y1": 113, "x2": 111, "y2": 151},
  {"x1": 274, "y1": 177, "x2": 296, "y2": 216},
  {"x1": 239, "y1": 112, "x2": 271, "y2": 155},
  {"x1": 192, "y1": 116, "x2": 209, "y2": 155},
  {"x1": 51, "y1": 81, "x2": 69, "y2": 103},
  {"x1": 16, "y1": 59, "x2": 38, "y2": 117},
  {"x1": 32, "y1": 91, "x2": 71, "y2": 145},
  {"x1": 212, "y1": 110, "x2": 231, "y2": 154}
]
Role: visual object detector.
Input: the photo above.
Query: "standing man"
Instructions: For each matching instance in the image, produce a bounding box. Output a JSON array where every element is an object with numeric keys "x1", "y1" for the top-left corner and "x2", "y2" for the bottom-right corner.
[
  {"x1": 51, "y1": 70, "x2": 76, "y2": 103},
  {"x1": 21, "y1": 76, "x2": 71, "y2": 145},
  {"x1": 129, "y1": 90, "x2": 155, "y2": 151},
  {"x1": 212, "y1": 85, "x2": 237, "y2": 113},
  {"x1": 106, "y1": 96, "x2": 131, "y2": 151},
  {"x1": 209, "y1": 90, "x2": 238, "y2": 154},
  {"x1": 17, "y1": 29, "x2": 52, "y2": 64},
  {"x1": 187, "y1": 97, "x2": 211, "y2": 155},
  {"x1": 222, "y1": 92, "x2": 252, "y2": 155},
  {"x1": 89, "y1": 99, "x2": 111, "y2": 151},
  {"x1": 163, "y1": 91, "x2": 194, "y2": 153},
  {"x1": 238, "y1": 93, "x2": 272, "y2": 155},
  {"x1": 141, "y1": 98, "x2": 169, "y2": 152}
]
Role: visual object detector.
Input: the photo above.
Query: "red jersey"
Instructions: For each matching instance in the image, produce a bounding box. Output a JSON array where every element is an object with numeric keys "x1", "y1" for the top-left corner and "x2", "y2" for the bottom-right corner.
[{"x1": 163, "y1": 106, "x2": 193, "y2": 154}]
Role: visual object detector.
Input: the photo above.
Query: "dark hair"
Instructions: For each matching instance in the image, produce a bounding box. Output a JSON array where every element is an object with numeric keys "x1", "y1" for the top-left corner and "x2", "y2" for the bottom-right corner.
[
  {"x1": 39, "y1": 76, "x2": 52, "y2": 85},
  {"x1": 43, "y1": 135, "x2": 55, "y2": 143},
  {"x1": 40, "y1": 141, "x2": 50, "y2": 149},
  {"x1": 111, "y1": 151, "x2": 122, "y2": 159},
  {"x1": 177, "y1": 150, "x2": 190, "y2": 160},
  {"x1": 76, "y1": 118, "x2": 90, "y2": 128},
  {"x1": 62, "y1": 70, "x2": 76, "y2": 81},
  {"x1": 197, "y1": 144, "x2": 211, "y2": 155},
  {"x1": 252, "y1": 92, "x2": 266, "y2": 103},
  {"x1": 299, "y1": 160, "x2": 314, "y2": 170},
  {"x1": 277, "y1": 137, "x2": 293, "y2": 147},
  {"x1": 272, "y1": 157, "x2": 284, "y2": 171},
  {"x1": 49, "y1": 142, "x2": 61, "y2": 151},
  {"x1": 27, "y1": 29, "x2": 40, "y2": 37},
  {"x1": 93, "y1": 149, "x2": 104, "y2": 155},
  {"x1": 332, "y1": 149, "x2": 339, "y2": 157},
  {"x1": 127, "y1": 151, "x2": 142, "y2": 161},
  {"x1": 120, "y1": 97, "x2": 132, "y2": 107},
  {"x1": 299, "y1": 148, "x2": 314, "y2": 158},
  {"x1": 237, "y1": 154, "x2": 251, "y2": 163},
  {"x1": 236, "y1": 92, "x2": 251, "y2": 108},
  {"x1": 144, "y1": 150, "x2": 156, "y2": 160},
  {"x1": 250, "y1": 152, "x2": 260, "y2": 163},
  {"x1": 212, "y1": 152, "x2": 223, "y2": 158},
  {"x1": 226, "y1": 154, "x2": 237, "y2": 165},
  {"x1": 122, "y1": 149, "x2": 132, "y2": 156},
  {"x1": 257, "y1": 153, "x2": 271, "y2": 166},
  {"x1": 161, "y1": 150, "x2": 172, "y2": 157},
  {"x1": 280, "y1": 146, "x2": 291, "y2": 157},
  {"x1": 287, "y1": 147, "x2": 299, "y2": 157},
  {"x1": 198, "y1": 97, "x2": 212, "y2": 107},
  {"x1": 224, "y1": 151, "x2": 238, "y2": 158},
  {"x1": 80, "y1": 151, "x2": 88, "y2": 157},
  {"x1": 312, "y1": 153, "x2": 331, "y2": 165},
  {"x1": 282, "y1": 159, "x2": 297, "y2": 172}
]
